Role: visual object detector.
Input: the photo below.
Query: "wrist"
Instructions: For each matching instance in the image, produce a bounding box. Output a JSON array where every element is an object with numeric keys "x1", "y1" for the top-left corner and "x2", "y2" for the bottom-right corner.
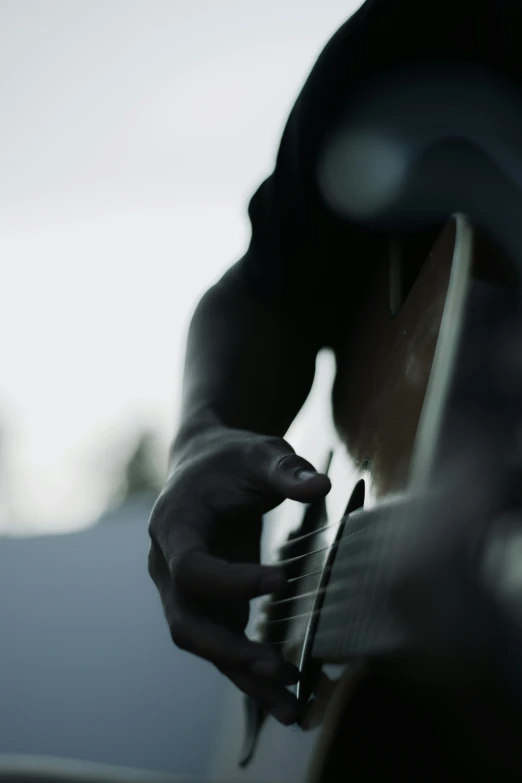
[{"x1": 169, "y1": 411, "x2": 226, "y2": 470}]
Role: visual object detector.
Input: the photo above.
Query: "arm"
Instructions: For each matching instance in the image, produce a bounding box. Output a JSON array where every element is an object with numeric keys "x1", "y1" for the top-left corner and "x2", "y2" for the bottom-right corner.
[
  {"x1": 148, "y1": 5, "x2": 376, "y2": 724},
  {"x1": 149, "y1": 271, "x2": 329, "y2": 726},
  {"x1": 172, "y1": 261, "x2": 320, "y2": 461}
]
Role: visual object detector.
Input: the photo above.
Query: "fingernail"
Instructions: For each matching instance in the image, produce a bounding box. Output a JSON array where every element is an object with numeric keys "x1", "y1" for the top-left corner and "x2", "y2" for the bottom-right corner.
[{"x1": 296, "y1": 469, "x2": 317, "y2": 481}]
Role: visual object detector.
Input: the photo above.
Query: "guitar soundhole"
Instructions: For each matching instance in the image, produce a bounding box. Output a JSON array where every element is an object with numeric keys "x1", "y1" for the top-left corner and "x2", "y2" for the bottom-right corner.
[{"x1": 297, "y1": 479, "x2": 366, "y2": 707}]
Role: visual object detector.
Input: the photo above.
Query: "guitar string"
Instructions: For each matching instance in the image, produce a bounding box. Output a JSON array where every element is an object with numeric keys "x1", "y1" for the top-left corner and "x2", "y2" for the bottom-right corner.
[
  {"x1": 268, "y1": 566, "x2": 362, "y2": 615},
  {"x1": 274, "y1": 506, "x2": 378, "y2": 562},
  {"x1": 267, "y1": 588, "x2": 319, "y2": 606},
  {"x1": 260, "y1": 609, "x2": 389, "y2": 650},
  {"x1": 258, "y1": 524, "x2": 401, "y2": 632},
  {"x1": 262, "y1": 573, "x2": 385, "y2": 627},
  {"x1": 274, "y1": 515, "x2": 387, "y2": 570},
  {"x1": 262, "y1": 582, "x2": 394, "y2": 649},
  {"x1": 277, "y1": 519, "x2": 341, "y2": 552},
  {"x1": 267, "y1": 493, "x2": 454, "y2": 639},
  {"x1": 274, "y1": 533, "x2": 384, "y2": 573},
  {"x1": 273, "y1": 518, "x2": 397, "y2": 586},
  {"x1": 267, "y1": 462, "x2": 475, "y2": 635},
  {"x1": 271, "y1": 622, "x2": 386, "y2": 649},
  {"x1": 276, "y1": 541, "x2": 334, "y2": 567},
  {"x1": 286, "y1": 567, "x2": 324, "y2": 584},
  {"x1": 260, "y1": 564, "x2": 396, "y2": 648},
  {"x1": 268, "y1": 502, "x2": 489, "y2": 644}
]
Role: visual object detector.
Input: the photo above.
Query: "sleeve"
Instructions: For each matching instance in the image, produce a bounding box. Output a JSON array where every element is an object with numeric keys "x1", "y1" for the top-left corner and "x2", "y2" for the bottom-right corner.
[
  {"x1": 237, "y1": 0, "x2": 520, "y2": 344},
  {"x1": 236, "y1": 2, "x2": 385, "y2": 346}
]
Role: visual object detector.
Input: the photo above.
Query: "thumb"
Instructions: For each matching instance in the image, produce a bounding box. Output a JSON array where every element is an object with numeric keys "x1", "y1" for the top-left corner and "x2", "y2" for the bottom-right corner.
[{"x1": 262, "y1": 442, "x2": 331, "y2": 503}]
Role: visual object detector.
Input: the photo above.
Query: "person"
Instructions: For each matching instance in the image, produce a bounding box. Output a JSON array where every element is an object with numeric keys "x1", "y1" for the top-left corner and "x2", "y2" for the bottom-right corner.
[{"x1": 147, "y1": 0, "x2": 522, "y2": 727}]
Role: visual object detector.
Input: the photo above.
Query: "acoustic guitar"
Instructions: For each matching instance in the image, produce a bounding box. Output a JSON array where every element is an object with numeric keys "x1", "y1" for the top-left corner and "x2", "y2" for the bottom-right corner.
[{"x1": 210, "y1": 214, "x2": 522, "y2": 782}]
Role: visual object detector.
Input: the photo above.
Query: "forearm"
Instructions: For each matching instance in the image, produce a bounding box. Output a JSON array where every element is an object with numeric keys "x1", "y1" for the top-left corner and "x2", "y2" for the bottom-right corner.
[{"x1": 172, "y1": 262, "x2": 320, "y2": 460}]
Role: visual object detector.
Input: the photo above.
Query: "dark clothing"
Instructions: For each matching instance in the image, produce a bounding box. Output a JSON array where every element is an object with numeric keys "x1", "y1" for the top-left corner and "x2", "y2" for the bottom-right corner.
[{"x1": 239, "y1": 0, "x2": 522, "y2": 346}]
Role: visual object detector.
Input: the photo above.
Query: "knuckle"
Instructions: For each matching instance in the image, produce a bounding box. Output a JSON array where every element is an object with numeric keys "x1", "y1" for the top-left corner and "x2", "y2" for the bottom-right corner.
[
  {"x1": 147, "y1": 541, "x2": 158, "y2": 577},
  {"x1": 169, "y1": 620, "x2": 190, "y2": 652},
  {"x1": 147, "y1": 540, "x2": 174, "y2": 595},
  {"x1": 272, "y1": 450, "x2": 297, "y2": 470},
  {"x1": 241, "y1": 435, "x2": 275, "y2": 460},
  {"x1": 170, "y1": 550, "x2": 191, "y2": 589},
  {"x1": 147, "y1": 492, "x2": 168, "y2": 537},
  {"x1": 245, "y1": 437, "x2": 292, "y2": 476},
  {"x1": 271, "y1": 451, "x2": 305, "y2": 478},
  {"x1": 260, "y1": 436, "x2": 289, "y2": 456}
]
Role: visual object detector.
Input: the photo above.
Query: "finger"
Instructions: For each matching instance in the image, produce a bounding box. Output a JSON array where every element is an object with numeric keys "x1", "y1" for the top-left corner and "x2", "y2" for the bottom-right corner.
[
  {"x1": 149, "y1": 524, "x2": 298, "y2": 684},
  {"x1": 148, "y1": 536, "x2": 171, "y2": 590},
  {"x1": 221, "y1": 668, "x2": 300, "y2": 725},
  {"x1": 175, "y1": 549, "x2": 287, "y2": 601},
  {"x1": 170, "y1": 612, "x2": 298, "y2": 682},
  {"x1": 257, "y1": 441, "x2": 331, "y2": 503}
]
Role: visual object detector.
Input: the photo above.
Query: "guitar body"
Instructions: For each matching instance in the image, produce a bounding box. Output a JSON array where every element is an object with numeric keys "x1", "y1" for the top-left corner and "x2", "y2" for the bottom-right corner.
[{"x1": 210, "y1": 215, "x2": 520, "y2": 782}]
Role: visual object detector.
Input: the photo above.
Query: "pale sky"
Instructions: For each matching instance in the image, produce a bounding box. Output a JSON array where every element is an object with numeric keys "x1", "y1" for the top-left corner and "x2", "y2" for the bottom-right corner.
[{"x1": 0, "y1": 0, "x2": 362, "y2": 534}]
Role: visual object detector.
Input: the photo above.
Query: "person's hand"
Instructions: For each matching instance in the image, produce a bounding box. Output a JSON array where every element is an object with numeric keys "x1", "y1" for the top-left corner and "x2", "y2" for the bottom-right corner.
[{"x1": 147, "y1": 426, "x2": 331, "y2": 724}]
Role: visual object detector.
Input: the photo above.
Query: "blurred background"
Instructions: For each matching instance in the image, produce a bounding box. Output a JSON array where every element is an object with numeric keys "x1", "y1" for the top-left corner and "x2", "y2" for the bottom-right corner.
[{"x1": 0, "y1": 0, "x2": 360, "y2": 778}]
